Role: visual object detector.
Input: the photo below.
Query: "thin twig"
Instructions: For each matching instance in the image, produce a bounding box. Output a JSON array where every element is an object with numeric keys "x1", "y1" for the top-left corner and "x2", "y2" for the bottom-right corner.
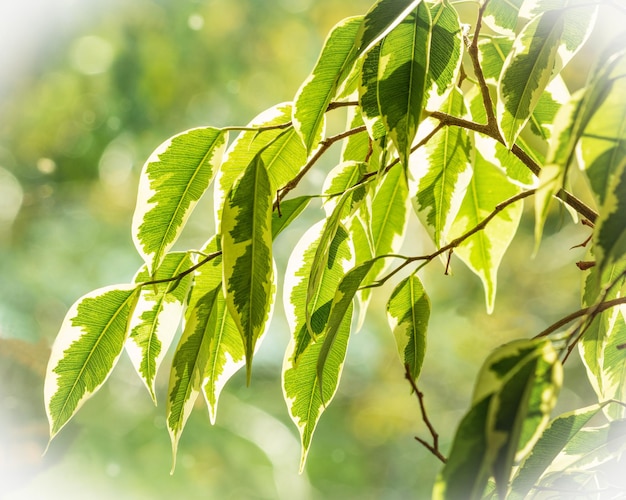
[
  {"x1": 404, "y1": 364, "x2": 447, "y2": 464},
  {"x1": 137, "y1": 251, "x2": 222, "y2": 288}
]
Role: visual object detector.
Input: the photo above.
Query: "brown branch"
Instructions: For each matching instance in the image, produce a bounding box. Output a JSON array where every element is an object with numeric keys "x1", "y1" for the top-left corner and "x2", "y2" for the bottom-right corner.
[
  {"x1": 137, "y1": 251, "x2": 222, "y2": 288},
  {"x1": 404, "y1": 365, "x2": 447, "y2": 464}
]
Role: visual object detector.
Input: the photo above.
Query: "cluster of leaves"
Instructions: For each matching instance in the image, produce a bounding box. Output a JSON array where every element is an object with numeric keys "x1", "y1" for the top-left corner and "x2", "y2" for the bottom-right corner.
[{"x1": 45, "y1": 0, "x2": 626, "y2": 497}]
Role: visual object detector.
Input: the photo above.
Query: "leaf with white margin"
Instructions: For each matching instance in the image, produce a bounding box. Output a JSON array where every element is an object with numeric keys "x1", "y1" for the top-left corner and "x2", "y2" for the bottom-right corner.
[
  {"x1": 222, "y1": 154, "x2": 274, "y2": 382},
  {"x1": 285, "y1": 221, "x2": 354, "y2": 363},
  {"x1": 45, "y1": 285, "x2": 140, "y2": 439},
  {"x1": 497, "y1": 3, "x2": 597, "y2": 148},
  {"x1": 386, "y1": 274, "x2": 430, "y2": 382},
  {"x1": 322, "y1": 161, "x2": 368, "y2": 218},
  {"x1": 127, "y1": 252, "x2": 193, "y2": 403},
  {"x1": 214, "y1": 102, "x2": 306, "y2": 224},
  {"x1": 167, "y1": 284, "x2": 220, "y2": 471},
  {"x1": 293, "y1": 16, "x2": 363, "y2": 152},
  {"x1": 132, "y1": 127, "x2": 227, "y2": 274},
  {"x1": 483, "y1": 0, "x2": 523, "y2": 37},
  {"x1": 448, "y1": 151, "x2": 523, "y2": 314},
  {"x1": 349, "y1": 214, "x2": 375, "y2": 331},
  {"x1": 410, "y1": 88, "x2": 472, "y2": 247}
]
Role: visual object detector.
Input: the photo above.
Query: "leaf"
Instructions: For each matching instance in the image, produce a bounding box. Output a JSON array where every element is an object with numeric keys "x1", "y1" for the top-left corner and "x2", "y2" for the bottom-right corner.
[
  {"x1": 272, "y1": 196, "x2": 311, "y2": 239},
  {"x1": 132, "y1": 127, "x2": 227, "y2": 274},
  {"x1": 359, "y1": 42, "x2": 387, "y2": 140},
  {"x1": 448, "y1": 151, "x2": 523, "y2": 314},
  {"x1": 293, "y1": 16, "x2": 363, "y2": 152},
  {"x1": 377, "y1": 1, "x2": 432, "y2": 167},
  {"x1": 386, "y1": 274, "x2": 430, "y2": 382},
  {"x1": 497, "y1": 4, "x2": 597, "y2": 147},
  {"x1": 222, "y1": 154, "x2": 274, "y2": 382},
  {"x1": 127, "y1": 252, "x2": 193, "y2": 402},
  {"x1": 509, "y1": 403, "x2": 613, "y2": 499},
  {"x1": 167, "y1": 284, "x2": 220, "y2": 470},
  {"x1": 317, "y1": 260, "x2": 376, "y2": 392},
  {"x1": 282, "y1": 222, "x2": 354, "y2": 469},
  {"x1": 322, "y1": 161, "x2": 368, "y2": 218},
  {"x1": 45, "y1": 285, "x2": 140, "y2": 439},
  {"x1": 410, "y1": 88, "x2": 473, "y2": 247},
  {"x1": 478, "y1": 36, "x2": 513, "y2": 84},
  {"x1": 483, "y1": 0, "x2": 523, "y2": 36},
  {"x1": 349, "y1": 214, "x2": 375, "y2": 330},
  {"x1": 285, "y1": 222, "x2": 354, "y2": 363},
  {"x1": 214, "y1": 103, "x2": 306, "y2": 223}
]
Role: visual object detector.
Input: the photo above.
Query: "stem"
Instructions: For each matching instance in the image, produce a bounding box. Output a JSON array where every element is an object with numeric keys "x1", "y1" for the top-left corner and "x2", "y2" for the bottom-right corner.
[{"x1": 137, "y1": 251, "x2": 222, "y2": 288}]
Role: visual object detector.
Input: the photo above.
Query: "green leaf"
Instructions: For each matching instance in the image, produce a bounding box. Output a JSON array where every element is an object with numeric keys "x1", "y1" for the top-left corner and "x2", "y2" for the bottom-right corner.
[
  {"x1": 349, "y1": 214, "x2": 375, "y2": 330},
  {"x1": 293, "y1": 16, "x2": 363, "y2": 152},
  {"x1": 478, "y1": 36, "x2": 513, "y2": 84},
  {"x1": 272, "y1": 196, "x2": 311, "y2": 239},
  {"x1": 411, "y1": 88, "x2": 472, "y2": 247},
  {"x1": 433, "y1": 395, "x2": 494, "y2": 500},
  {"x1": 359, "y1": 42, "x2": 387, "y2": 140},
  {"x1": 322, "y1": 161, "x2": 368, "y2": 218},
  {"x1": 448, "y1": 151, "x2": 523, "y2": 314},
  {"x1": 282, "y1": 222, "x2": 354, "y2": 469},
  {"x1": 214, "y1": 103, "x2": 306, "y2": 223},
  {"x1": 127, "y1": 252, "x2": 193, "y2": 402},
  {"x1": 317, "y1": 260, "x2": 376, "y2": 392},
  {"x1": 386, "y1": 274, "x2": 430, "y2": 382},
  {"x1": 167, "y1": 284, "x2": 220, "y2": 470},
  {"x1": 132, "y1": 127, "x2": 227, "y2": 274},
  {"x1": 222, "y1": 154, "x2": 274, "y2": 382},
  {"x1": 483, "y1": 0, "x2": 523, "y2": 36},
  {"x1": 285, "y1": 221, "x2": 354, "y2": 362},
  {"x1": 45, "y1": 285, "x2": 140, "y2": 439},
  {"x1": 509, "y1": 403, "x2": 613, "y2": 499},
  {"x1": 497, "y1": 4, "x2": 597, "y2": 147},
  {"x1": 377, "y1": 1, "x2": 432, "y2": 167}
]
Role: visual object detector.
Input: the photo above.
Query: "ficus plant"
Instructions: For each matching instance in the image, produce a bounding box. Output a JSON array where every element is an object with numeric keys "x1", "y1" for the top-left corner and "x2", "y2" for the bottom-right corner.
[{"x1": 44, "y1": 0, "x2": 626, "y2": 497}]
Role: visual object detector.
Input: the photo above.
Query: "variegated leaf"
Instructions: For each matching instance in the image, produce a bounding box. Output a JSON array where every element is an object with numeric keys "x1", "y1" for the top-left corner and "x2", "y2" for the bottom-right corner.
[
  {"x1": 127, "y1": 252, "x2": 193, "y2": 402},
  {"x1": 222, "y1": 154, "x2": 274, "y2": 381},
  {"x1": 45, "y1": 285, "x2": 140, "y2": 439},
  {"x1": 132, "y1": 127, "x2": 227, "y2": 274}
]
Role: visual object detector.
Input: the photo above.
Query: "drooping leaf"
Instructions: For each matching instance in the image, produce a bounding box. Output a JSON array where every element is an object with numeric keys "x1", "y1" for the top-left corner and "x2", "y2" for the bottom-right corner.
[
  {"x1": 359, "y1": 42, "x2": 387, "y2": 140},
  {"x1": 214, "y1": 103, "x2": 306, "y2": 223},
  {"x1": 282, "y1": 222, "x2": 354, "y2": 469},
  {"x1": 377, "y1": 1, "x2": 432, "y2": 167},
  {"x1": 222, "y1": 154, "x2": 274, "y2": 382},
  {"x1": 322, "y1": 161, "x2": 368, "y2": 218},
  {"x1": 479, "y1": 36, "x2": 513, "y2": 84},
  {"x1": 410, "y1": 88, "x2": 472, "y2": 247},
  {"x1": 127, "y1": 252, "x2": 193, "y2": 402},
  {"x1": 45, "y1": 285, "x2": 140, "y2": 439},
  {"x1": 293, "y1": 16, "x2": 363, "y2": 152},
  {"x1": 349, "y1": 214, "x2": 375, "y2": 330},
  {"x1": 509, "y1": 403, "x2": 614, "y2": 499},
  {"x1": 448, "y1": 151, "x2": 523, "y2": 314},
  {"x1": 132, "y1": 127, "x2": 227, "y2": 274},
  {"x1": 483, "y1": 0, "x2": 523, "y2": 36},
  {"x1": 386, "y1": 274, "x2": 430, "y2": 382},
  {"x1": 272, "y1": 196, "x2": 312, "y2": 240},
  {"x1": 317, "y1": 259, "x2": 376, "y2": 392},
  {"x1": 497, "y1": 4, "x2": 597, "y2": 148},
  {"x1": 166, "y1": 284, "x2": 220, "y2": 470},
  {"x1": 285, "y1": 221, "x2": 354, "y2": 363}
]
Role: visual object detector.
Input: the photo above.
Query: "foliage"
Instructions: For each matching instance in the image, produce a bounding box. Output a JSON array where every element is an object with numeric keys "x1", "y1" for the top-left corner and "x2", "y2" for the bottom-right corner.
[{"x1": 43, "y1": 0, "x2": 626, "y2": 497}]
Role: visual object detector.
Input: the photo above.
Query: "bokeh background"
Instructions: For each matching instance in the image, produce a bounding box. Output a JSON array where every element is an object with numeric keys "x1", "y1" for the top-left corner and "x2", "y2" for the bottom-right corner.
[{"x1": 0, "y1": 0, "x2": 622, "y2": 498}]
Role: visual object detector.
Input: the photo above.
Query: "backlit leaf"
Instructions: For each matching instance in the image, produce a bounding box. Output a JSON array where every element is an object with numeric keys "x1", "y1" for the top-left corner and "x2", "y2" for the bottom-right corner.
[
  {"x1": 386, "y1": 274, "x2": 430, "y2": 382},
  {"x1": 132, "y1": 127, "x2": 227, "y2": 274},
  {"x1": 45, "y1": 285, "x2": 140, "y2": 439},
  {"x1": 483, "y1": 0, "x2": 523, "y2": 36},
  {"x1": 222, "y1": 154, "x2": 274, "y2": 382},
  {"x1": 272, "y1": 196, "x2": 312, "y2": 239}
]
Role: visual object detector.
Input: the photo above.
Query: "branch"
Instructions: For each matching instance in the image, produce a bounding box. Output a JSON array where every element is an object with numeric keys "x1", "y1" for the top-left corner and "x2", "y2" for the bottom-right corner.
[
  {"x1": 404, "y1": 365, "x2": 447, "y2": 464},
  {"x1": 137, "y1": 251, "x2": 222, "y2": 288}
]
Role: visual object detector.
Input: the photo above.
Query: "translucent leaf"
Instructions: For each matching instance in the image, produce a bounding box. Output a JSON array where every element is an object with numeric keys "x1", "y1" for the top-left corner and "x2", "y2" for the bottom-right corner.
[
  {"x1": 321, "y1": 161, "x2": 368, "y2": 218},
  {"x1": 317, "y1": 260, "x2": 376, "y2": 391},
  {"x1": 167, "y1": 284, "x2": 220, "y2": 470},
  {"x1": 127, "y1": 252, "x2": 193, "y2": 402},
  {"x1": 293, "y1": 16, "x2": 363, "y2": 152},
  {"x1": 285, "y1": 222, "x2": 354, "y2": 363},
  {"x1": 349, "y1": 214, "x2": 375, "y2": 330},
  {"x1": 497, "y1": 4, "x2": 597, "y2": 147},
  {"x1": 359, "y1": 42, "x2": 387, "y2": 140},
  {"x1": 448, "y1": 151, "x2": 523, "y2": 314},
  {"x1": 214, "y1": 103, "x2": 306, "y2": 223},
  {"x1": 509, "y1": 403, "x2": 613, "y2": 499},
  {"x1": 340, "y1": 107, "x2": 375, "y2": 163},
  {"x1": 386, "y1": 274, "x2": 430, "y2": 382},
  {"x1": 45, "y1": 285, "x2": 140, "y2": 439},
  {"x1": 272, "y1": 196, "x2": 311, "y2": 239},
  {"x1": 410, "y1": 88, "x2": 472, "y2": 247},
  {"x1": 222, "y1": 154, "x2": 274, "y2": 382},
  {"x1": 132, "y1": 127, "x2": 227, "y2": 274},
  {"x1": 282, "y1": 222, "x2": 354, "y2": 469},
  {"x1": 377, "y1": 1, "x2": 431, "y2": 167},
  {"x1": 483, "y1": 0, "x2": 522, "y2": 36}
]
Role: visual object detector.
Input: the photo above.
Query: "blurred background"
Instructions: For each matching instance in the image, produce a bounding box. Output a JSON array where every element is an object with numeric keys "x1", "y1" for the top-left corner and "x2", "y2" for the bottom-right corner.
[{"x1": 0, "y1": 0, "x2": 622, "y2": 498}]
